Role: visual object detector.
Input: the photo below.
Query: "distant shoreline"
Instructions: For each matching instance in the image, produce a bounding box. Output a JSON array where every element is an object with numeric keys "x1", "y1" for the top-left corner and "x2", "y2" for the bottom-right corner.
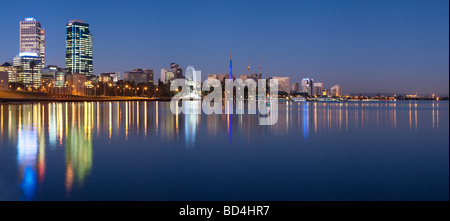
[
  {"x1": 1, "y1": 98, "x2": 448, "y2": 104},
  {"x1": 1, "y1": 90, "x2": 447, "y2": 104},
  {"x1": 0, "y1": 97, "x2": 172, "y2": 104},
  {"x1": 0, "y1": 91, "x2": 173, "y2": 103}
]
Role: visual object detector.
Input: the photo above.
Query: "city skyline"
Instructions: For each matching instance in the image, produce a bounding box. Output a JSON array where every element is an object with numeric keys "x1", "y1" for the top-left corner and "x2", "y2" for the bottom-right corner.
[
  {"x1": 0, "y1": 0, "x2": 448, "y2": 208},
  {"x1": 0, "y1": 0, "x2": 448, "y2": 95}
]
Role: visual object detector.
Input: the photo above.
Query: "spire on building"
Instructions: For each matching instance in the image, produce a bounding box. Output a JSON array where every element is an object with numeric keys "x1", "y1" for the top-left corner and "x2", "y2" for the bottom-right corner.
[{"x1": 229, "y1": 51, "x2": 232, "y2": 79}]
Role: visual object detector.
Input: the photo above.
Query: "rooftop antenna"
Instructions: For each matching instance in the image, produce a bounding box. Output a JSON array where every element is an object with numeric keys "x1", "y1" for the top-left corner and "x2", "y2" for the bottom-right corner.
[{"x1": 247, "y1": 56, "x2": 252, "y2": 75}]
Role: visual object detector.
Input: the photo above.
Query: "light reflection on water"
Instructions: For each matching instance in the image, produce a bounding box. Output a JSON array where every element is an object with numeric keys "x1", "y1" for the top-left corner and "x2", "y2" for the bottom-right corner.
[{"x1": 0, "y1": 101, "x2": 448, "y2": 201}]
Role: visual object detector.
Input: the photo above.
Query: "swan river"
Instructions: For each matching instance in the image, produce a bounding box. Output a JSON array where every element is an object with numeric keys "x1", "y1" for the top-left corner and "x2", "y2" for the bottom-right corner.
[{"x1": 0, "y1": 101, "x2": 448, "y2": 201}]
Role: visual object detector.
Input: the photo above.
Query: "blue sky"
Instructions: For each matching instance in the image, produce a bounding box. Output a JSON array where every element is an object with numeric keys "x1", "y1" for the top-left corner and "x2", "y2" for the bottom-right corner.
[{"x1": 0, "y1": 0, "x2": 448, "y2": 94}]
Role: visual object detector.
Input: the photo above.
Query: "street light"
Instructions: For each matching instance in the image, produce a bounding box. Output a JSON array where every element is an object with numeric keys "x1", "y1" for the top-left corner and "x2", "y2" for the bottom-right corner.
[
  {"x1": 124, "y1": 85, "x2": 129, "y2": 96},
  {"x1": 106, "y1": 83, "x2": 112, "y2": 96},
  {"x1": 84, "y1": 82, "x2": 89, "y2": 96}
]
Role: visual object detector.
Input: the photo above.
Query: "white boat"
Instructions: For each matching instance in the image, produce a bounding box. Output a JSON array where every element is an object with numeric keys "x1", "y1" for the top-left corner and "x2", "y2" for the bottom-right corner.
[{"x1": 292, "y1": 97, "x2": 307, "y2": 102}]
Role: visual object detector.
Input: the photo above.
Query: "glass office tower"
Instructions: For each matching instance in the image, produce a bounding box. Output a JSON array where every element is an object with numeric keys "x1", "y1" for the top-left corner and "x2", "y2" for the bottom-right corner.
[{"x1": 66, "y1": 19, "x2": 93, "y2": 76}]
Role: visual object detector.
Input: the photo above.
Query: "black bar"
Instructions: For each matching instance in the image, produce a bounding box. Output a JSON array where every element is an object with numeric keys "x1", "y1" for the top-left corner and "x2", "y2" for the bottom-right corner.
[{"x1": 1, "y1": 201, "x2": 448, "y2": 219}]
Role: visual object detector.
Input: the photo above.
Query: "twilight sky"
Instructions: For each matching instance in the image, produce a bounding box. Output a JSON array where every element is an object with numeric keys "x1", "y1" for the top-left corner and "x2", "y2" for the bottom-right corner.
[{"x1": 0, "y1": 0, "x2": 448, "y2": 95}]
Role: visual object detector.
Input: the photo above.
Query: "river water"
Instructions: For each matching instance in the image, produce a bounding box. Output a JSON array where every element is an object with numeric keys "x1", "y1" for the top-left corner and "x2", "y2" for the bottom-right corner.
[{"x1": 0, "y1": 101, "x2": 448, "y2": 200}]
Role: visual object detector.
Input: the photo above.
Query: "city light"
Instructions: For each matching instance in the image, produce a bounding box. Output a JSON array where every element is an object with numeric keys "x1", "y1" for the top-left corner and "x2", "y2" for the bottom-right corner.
[{"x1": 19, "y1": 52, "x2": 38, "y2": 57}]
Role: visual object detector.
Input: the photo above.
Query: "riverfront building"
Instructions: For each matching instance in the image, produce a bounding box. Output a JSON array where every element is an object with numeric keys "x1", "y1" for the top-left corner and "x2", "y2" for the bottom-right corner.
[{"x1": 66, "y1": 19, "x2": 93, "y2": 76}]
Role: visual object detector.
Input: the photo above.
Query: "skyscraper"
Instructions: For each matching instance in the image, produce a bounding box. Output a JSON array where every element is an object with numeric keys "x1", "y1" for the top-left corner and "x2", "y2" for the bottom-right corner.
[
  {"x1": 66, "y1": 19, "x2": 93, "y2": 76},
  {"x1": 170, "y1": 63, "x2": 183, "y2": 79},
  {"x1": 160, "y1": 68, "x2": 167, "y2": 83},
  {"x1": 17, "y1": 18, "x2": 45, "y2": 87},
  {"x1": 291, "y1": 82, "x2": 299, "y2": 93},
  {"x1": 20, "y1": 17, "x2": 45, "y2": 64},
  {"x1": 313, "y1": 82, "x2": 323, "y2": 96},
  {"x1": 301, "y1": 78, "x2": 314, "y2": 96},
  {"x1": 272, "y1": 76, "x2": 290, "y2": 93}
]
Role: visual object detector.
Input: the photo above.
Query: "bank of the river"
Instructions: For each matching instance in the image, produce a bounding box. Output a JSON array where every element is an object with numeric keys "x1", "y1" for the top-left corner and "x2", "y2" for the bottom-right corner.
[{"x1": 0, "y1": 91, "x2": 171, "y2": 103}]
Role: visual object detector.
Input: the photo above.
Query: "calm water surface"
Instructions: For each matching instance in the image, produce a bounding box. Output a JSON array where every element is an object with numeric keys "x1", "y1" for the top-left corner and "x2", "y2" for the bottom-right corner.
[{"x1": 0, "y1": 101, "x2": 448, "y2": 201}]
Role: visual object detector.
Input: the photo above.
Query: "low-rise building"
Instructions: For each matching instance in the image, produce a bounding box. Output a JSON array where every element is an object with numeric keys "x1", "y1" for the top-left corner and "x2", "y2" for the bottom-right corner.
[
  {"x1": 330, "y1": 85, "x2": 342, "y2": 97},
  {"x1": 98, "y1": 72, "x2": 119, "y2": 84},
  {"x1": 0, "y1": 71, "x2": 9, "y2": 90},
  {"x1": 14, "y1": 54, "x2": 43, "y2": 87},
  {"x1": 42, "y1": 65, "x2": 66, "y2": 88},
  {"x1": 0, "y1": 62, "x2": 17, "y2": 83},
  {"x1": 123, "y1": 68, "x2": 153, "y2": 84},
  {"x1": 66, "y1": 73, "x2": 87, "y2": 96},
  {"x1": 165, "y1": 71, "x2": 174, "y2": 83}
]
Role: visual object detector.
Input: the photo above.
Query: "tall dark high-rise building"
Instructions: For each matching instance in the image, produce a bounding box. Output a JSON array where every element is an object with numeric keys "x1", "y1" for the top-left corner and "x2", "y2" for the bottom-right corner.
[
  {"x1": 291, "y1": 82, "x2": 300, "y2": 93},
  {"x1": 66, "y1": 19, "x2": 93, "y2": 76}
]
